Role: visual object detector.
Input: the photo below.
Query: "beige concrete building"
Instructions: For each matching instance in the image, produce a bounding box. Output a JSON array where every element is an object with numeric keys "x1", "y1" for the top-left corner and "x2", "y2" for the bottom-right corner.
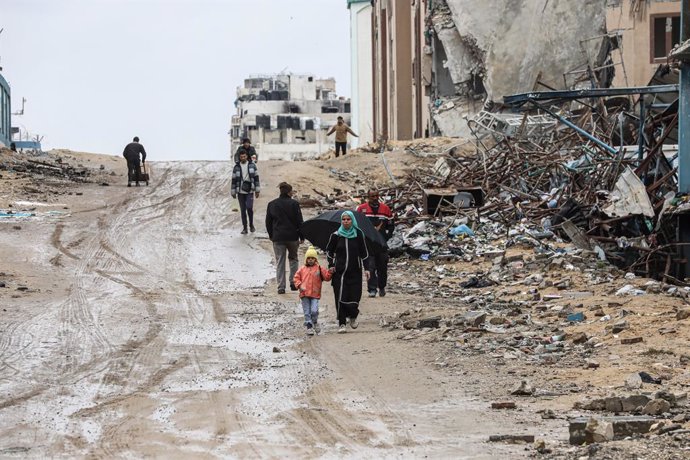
[
  {"x1": 371, "y1": 0, "x2": 430, "y2": 142},
  {"x1": 607, "y1": 0, "x2": 681, "y2": 87},
  {"x1": 230, "y1": 74, "x2": 351, "y2": 160}
]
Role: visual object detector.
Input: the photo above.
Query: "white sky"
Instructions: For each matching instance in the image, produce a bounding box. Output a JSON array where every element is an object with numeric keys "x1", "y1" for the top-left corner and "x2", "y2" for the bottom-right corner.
[{"x1": 1, "y1": 0, "x2": 352, "y2": 160}]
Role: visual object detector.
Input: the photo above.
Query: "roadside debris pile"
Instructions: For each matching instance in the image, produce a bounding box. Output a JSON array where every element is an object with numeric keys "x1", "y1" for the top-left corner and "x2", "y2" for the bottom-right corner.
[
  {"x1": 320, "y1": 68, "x2": 686, "y2": 285},
  {"x1": 0, "y1": 147, "x2": 97, "y2": 182},
  {"x1": 0, "y1": 148, "x2": 118, "y2": 208},
  {"x1": 298, "y1": 72, "x2": 690, "y2": 454}
]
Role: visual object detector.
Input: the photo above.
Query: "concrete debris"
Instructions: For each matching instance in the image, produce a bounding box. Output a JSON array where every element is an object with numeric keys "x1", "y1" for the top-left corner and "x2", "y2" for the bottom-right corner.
[
  {"x1": 625, "y1": 372, "x2": 643, "y2": 390},
  {"x1": 488, "y1": 434, "x2": 534, "y2": 444},
  {"x1": 585, "y1": 418, "x2": 614, "y2": 444},
  {"x1": 510, "y1": 380, "x2": 534, "y2": 396},
  {"x1": 569, "y1": 416, "x2": 656, "y2": 445},
  {"x1": 490, "y1": 401, "x2": 516, "y2": 409}
]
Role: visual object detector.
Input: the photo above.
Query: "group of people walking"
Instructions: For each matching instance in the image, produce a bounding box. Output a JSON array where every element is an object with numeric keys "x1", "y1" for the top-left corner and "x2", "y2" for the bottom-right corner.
[
  {"x1": 236, "y1": 126, "x2": 392, "y2": 335},
  {"x1": 124, "y1": 123, "x2": 378, "y2": 336}
]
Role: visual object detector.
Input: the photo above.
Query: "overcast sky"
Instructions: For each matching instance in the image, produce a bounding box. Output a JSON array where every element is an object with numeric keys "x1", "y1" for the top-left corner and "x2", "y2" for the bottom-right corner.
[{"x1": 2, "y1": 0, "x2": 351, "y2": 160}]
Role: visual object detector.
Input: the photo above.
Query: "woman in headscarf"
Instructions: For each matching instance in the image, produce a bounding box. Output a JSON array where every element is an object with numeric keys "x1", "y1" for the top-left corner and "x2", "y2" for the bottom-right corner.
[{"x1": 326, "y1": 211, "x2": 370, "y2": 333}]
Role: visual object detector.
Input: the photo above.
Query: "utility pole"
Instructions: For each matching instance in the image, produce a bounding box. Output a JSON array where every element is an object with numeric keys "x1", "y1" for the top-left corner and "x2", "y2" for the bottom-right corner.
[
  {"x1": 680, "y1": 0, "x2": 690, "y2": 193},
  {"x1": 678, "y1": 0, "x2": 690, "y2": 277}
]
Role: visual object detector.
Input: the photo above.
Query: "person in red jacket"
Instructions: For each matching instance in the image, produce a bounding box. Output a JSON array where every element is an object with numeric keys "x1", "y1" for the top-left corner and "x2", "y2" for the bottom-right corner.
[
  {"x1": 293, "y1": 246, "x2": 332, "y2": 335},
  {"x1": 356, "y1": 188, "x2": 394, "y2": 297}
]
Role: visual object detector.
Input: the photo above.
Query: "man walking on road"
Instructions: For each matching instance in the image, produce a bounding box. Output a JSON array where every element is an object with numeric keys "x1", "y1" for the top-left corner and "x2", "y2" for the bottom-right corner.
[
  {"x1": 231, "y1": 150, "x2": 260, "y2": 234},
  {"x1": 326, "y1": 116, "x2": 358, "y2": 158},
  {"x1": 357, "y1": 188, "x2": 394, "y2": 297},
  {"x1": 122, "y1": 136, "x2": 147, "y2": 187},
  {"x1": 266, "y1": 182, "x2": 304, "y2": 294},
  {"x1": 234, "y1": 138, "x2": 257, "y2": 162}
]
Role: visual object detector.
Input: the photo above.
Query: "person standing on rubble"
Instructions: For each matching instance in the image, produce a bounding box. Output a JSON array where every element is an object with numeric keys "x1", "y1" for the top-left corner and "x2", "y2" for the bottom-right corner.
[
  {"x1": 357, "y1": 188, "x2": 394, "y2": 298},
  {"x1": 234, "y1": 138, "x2": 257, "y2": 162},
  {"x1": 122, "y1": 136, "x2": 147, "y2": 187},
  {"x1": 326, "y1": 211, "x2": 370, "y2": 333},
  {"x1": 326, "y1": 116, "x2": 358, "y2": 158},
  {"x1": 231, "y1": 149, "x2": 260, "y2": 234}
]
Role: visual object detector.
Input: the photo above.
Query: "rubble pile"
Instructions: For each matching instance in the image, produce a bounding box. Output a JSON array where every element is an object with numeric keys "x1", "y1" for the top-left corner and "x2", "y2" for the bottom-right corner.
[
  {"x1": 0, "y1": 148, "x2": 117, "y2": 207},
  {"x1": 304, "y1": 83, "x2": 690, "y2": 455}
]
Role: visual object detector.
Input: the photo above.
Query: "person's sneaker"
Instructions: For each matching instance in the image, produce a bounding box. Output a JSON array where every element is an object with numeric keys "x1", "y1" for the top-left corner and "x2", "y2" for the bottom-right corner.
[
  {"x1": 290, "y1": 283, "x2": 298, "y2": 291},
  {"x1": 250, "y1": 225, "x2": 256, "y2": 233},
  {"x1": 277, "y1": 288, "x2": 286, "y2": 294},
  {"x1": 350, "y1": 317, "x2": 359, "y2": 329},
  {"x1": 306, "y1": 325, "x2": 315, "y2": 335},
  {"x1": 241, "y1": 228, "x2": 248, "y2": 235},
  {"x1": 314, "y1": 323, "x2": 321, "y2": 334},
  {"x1": 338, "y1": 325, "x2": 347, "y2": 334},
  {"x1": 368, "y1": 290, "x2": 377, "y2": 298},
  {"x1": 379, "y1": 287, "x2": 386, "y2": 297}
]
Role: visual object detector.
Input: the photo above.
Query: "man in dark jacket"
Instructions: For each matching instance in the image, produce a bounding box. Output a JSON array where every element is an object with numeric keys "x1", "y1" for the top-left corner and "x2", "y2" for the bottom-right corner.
[
  {"x1": 265, "y1": 182, "x2": 304, "y2": 294},
  {"x1": 356, "y1": 188, "x2": 394, "y2": 297},
  {"x1": 122, "y1": 136, "x2": 147, "y2": 187},
  {"x1": 234, "y1": 138, "x2": 257, "y2": 162}
]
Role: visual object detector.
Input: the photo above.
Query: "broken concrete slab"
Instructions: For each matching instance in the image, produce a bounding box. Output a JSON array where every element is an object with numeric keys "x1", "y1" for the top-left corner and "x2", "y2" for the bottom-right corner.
[
  {"x1": 585, "y1": 418, "x2": 614, "y2": 443},
  {"x1": 464, "y1": 311, "x2": 487, "y2": 327},
  {"x1": 569, "y1": 416, "x2": 656, "y2": 445},
  {"x1": 642, "y1": 398, "x2": 671, "y2": 416}
]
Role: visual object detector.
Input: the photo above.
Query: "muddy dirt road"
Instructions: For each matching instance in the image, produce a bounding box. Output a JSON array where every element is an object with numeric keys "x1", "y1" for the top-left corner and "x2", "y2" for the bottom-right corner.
[{"x1": 0, "y1": 161, "x2": 536, "y2": 458}]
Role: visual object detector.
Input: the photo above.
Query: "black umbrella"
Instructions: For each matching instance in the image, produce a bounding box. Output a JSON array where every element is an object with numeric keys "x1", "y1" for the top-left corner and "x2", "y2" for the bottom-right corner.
[{"x1": 301, "y1": 209, "x2": 387, "y2": 255}]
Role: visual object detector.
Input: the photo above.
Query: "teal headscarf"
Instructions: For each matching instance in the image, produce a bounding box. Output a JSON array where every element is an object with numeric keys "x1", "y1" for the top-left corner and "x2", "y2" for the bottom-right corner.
[{"x1": 336, "y1": 210, "x2": 361, "y2": 239}]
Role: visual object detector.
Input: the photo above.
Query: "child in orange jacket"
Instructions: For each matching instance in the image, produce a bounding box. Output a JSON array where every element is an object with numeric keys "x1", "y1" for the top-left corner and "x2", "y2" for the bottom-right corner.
[{"x1": 293, "y1": 246, "x2": 332, "y2": 335}]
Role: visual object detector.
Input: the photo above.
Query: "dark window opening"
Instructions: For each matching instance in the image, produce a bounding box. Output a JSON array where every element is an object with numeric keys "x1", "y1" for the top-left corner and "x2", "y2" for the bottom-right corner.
[{"x1": 651, "y1": 14, "x2": 681, "y2": 62}]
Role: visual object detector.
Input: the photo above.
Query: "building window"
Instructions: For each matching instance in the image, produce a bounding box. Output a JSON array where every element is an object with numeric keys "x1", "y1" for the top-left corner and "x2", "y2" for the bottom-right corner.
[{"x1": 651, "y1": 14, "x2": 680, "y2": 62}]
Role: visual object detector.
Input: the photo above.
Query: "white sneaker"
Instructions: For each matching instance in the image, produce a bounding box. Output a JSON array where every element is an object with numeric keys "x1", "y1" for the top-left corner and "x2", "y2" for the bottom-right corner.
[
  {"x1": 306, "y1": 327, "x2": 315, "y2": 336},
  {"x1": 350, "y1": 318, "x2": 358, "y2": 329},
  {"x1": 338, "y1": 325, "x2": 347, "y2": 334},
  {"x1": 314, "y1": 323, "x2": 321, "y2": 334}
]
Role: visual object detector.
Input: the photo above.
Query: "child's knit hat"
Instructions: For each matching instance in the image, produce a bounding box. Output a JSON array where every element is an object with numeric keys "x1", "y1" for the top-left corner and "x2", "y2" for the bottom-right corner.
[{"x1": 305, "y1": 246, "x2": 318, "y2": 262}]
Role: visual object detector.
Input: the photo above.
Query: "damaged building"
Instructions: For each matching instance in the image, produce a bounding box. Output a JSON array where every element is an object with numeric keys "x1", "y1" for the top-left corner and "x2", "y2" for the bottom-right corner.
[
  {"x1": 348, "y1": 1, "x2": 681, "y2": 140},
  {"x1": 429, "y1": 0, "x2": 611, "y2": 137},
  {"x1": 348, "y1": 0, "x2": 690, "y2": 280},
  {"x1": 229, "y1": 73, "x2": 351, "y2": 160}
]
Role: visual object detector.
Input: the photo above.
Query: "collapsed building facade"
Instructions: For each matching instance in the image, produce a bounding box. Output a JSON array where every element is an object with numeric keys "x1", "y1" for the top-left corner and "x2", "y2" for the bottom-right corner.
[
  {"x1": 349, "y1": 0, "x2": 682, "y2": 141},
  {"x1": 348, "y1": 0, "x2": 690, "y2": 280},
  {"x1": 229, "y1": 74, "x2": 351, "y2": 160}
]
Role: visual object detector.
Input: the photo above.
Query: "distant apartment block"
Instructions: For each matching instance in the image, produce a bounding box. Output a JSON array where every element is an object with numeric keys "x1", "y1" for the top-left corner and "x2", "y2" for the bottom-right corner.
[{"x1": 229, "y1": 73, "x2": 351, "y2": 160}]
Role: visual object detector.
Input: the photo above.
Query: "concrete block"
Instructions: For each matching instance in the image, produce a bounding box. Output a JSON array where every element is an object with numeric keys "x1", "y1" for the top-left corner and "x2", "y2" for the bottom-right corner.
[{"x1": 569, "y1": 416, "x2": 656, "y2": 445}]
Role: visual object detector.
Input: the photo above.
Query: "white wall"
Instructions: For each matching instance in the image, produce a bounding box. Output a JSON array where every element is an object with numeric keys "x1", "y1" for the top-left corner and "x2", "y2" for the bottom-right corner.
[{"x1": 350, "y1": 2, "x2": 374, "y2": 148}]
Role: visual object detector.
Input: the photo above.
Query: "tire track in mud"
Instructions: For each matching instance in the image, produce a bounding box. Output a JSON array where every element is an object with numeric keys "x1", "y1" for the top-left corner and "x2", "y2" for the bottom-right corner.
[
  {"x1": 0, "y1": 169, "x2": 171, "y2": 409},
  {"x1": 51, "y1": 223, "x2": 80, "y2": 260},
  {"x1": 74, "y1": 356, "x2": 190, "y2": 418},
  {"x1": 82, "y1": 162, "x2": 232, "y2": 397},
  {"x1": 55, "y1": 183, "x2": 162, "y2": 374},
  {"x1": 81, "y1": 356, "x2": 191, "y2": 459},
  {"x1": 278, "y1": 339, "x2": 415, "y2": 454},
  {"x1": 1, "y1": 162, "x2": 266, "y2": 456}
]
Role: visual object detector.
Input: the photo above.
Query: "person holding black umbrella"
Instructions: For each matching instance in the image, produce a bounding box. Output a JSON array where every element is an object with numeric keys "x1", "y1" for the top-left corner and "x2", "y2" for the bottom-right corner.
[{"x1": 326, "y1": 211, "x2": 370, "y2": 333}]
